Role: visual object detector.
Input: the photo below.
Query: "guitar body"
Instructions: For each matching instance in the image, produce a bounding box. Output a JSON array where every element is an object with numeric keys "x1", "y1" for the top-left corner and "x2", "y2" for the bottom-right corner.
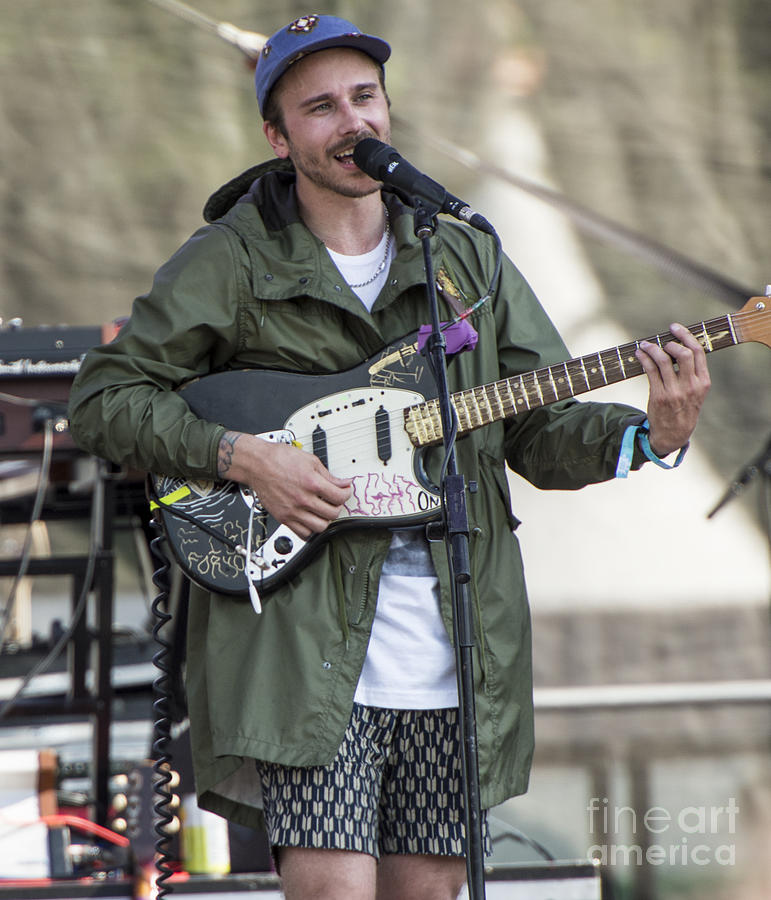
[{"x1": 150, "y1": 333, "x2": 442, "y2": 595}]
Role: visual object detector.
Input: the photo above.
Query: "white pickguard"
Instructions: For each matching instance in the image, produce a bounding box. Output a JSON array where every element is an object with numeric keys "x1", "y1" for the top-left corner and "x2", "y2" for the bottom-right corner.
[{"x1": 238, "y1": 387, "x2": 441, "y2": 582}]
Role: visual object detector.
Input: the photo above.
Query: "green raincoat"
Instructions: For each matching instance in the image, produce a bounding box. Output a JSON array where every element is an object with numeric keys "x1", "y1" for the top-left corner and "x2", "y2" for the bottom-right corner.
[{"x1": 68, "y1": 161, "x2": 646, "y2": 827}]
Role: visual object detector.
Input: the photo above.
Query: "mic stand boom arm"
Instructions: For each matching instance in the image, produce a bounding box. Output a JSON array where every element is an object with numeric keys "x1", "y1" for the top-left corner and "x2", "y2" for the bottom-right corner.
[{"x1": 412, "y1": 201, "x2": 487, "y2": 900}]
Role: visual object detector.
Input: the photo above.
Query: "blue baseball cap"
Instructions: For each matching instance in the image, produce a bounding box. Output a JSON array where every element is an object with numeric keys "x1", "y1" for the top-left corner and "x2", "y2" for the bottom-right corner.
[{"x1": 255, "y1": 15, "x2": 391, "y2": 117}]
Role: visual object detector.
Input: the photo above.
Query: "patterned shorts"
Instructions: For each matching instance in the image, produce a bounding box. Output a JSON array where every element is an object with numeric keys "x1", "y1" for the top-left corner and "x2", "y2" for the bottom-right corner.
[{"x1": 255, "y1": 704, "x2": 491, "y2": 859}]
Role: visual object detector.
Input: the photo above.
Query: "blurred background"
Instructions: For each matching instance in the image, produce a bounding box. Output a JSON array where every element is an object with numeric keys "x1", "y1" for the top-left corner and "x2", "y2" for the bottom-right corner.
[{"x1": 1, "y1": 1, "x2": 769, "y2": 898}]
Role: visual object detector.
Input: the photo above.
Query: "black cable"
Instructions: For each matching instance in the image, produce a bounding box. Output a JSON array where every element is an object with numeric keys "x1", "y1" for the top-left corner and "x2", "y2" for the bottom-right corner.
[
  {"x1": 149, "y1": 521, "x2": 176, "y2": 898},
  {"x1": 0, "y1": 418, "x2": 54, "y2": 646},
  {"x1": 147, "y1": 477, "x2": 243, "y2": 553},
  {"x1": 0, "y1": 425, "x2": 101, "y2": 721},
  {"x1": 437, "y1": 227, "x2": 502, "y2": 485}
]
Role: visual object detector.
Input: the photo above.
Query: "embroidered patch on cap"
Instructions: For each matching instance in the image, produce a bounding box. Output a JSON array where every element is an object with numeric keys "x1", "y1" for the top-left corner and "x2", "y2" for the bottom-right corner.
[{"x1": 288, "y1": 15, "x2": 320, "y2": 34}]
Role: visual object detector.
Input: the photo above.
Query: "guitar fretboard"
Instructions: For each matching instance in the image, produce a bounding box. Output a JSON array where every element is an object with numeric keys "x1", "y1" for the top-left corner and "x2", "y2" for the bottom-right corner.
[{"x1": 404, "y1": 311, "x2": 743, "y2": 448}]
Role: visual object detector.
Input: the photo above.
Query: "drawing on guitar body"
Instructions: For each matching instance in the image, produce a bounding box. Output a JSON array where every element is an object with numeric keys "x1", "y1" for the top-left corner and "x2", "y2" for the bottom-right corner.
[{"x1": 149, "y1": 334, "x2": 443, "y2": 595}]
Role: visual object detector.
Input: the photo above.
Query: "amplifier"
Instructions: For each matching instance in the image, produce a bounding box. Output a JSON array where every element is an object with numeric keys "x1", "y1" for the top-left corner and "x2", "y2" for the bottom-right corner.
[{"x1": 0, "y1": 322, "x2": 119, "y2": 456}]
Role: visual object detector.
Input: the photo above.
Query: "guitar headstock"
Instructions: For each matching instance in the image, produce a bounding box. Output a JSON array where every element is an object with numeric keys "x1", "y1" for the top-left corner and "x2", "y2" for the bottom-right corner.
[{"x1": 734, "y1": 289, "x2": 771, "y2": 349}]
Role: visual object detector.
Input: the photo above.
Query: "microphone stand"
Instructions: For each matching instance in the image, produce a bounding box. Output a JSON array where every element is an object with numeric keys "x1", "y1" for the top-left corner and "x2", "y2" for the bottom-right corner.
[
  {"x1": 707, "y1": 431, "x2": 771, "y2": 520},
  {"x1": 413, "y1": 201, "x2": 487, "y2": 900}
]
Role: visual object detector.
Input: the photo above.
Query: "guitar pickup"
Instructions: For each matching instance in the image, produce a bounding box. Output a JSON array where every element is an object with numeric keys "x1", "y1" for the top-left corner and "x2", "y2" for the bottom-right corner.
[
  {"x1": 312, "y1": 424, "x2": 329, "y2": 468},
  {"x1": 375, "y1": 405, "x2": 392, "y2": 463}
]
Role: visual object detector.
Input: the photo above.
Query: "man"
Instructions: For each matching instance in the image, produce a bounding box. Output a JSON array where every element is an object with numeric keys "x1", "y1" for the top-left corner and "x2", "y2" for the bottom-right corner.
[{"x1": 68, "y1": 15, "x2": 710, "y2": 900}]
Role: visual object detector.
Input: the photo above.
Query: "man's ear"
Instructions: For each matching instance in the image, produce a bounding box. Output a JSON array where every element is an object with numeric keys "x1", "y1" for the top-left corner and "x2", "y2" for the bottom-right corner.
[{"x1": 263, "y1": 121, "x2": 290, "y2": 160}]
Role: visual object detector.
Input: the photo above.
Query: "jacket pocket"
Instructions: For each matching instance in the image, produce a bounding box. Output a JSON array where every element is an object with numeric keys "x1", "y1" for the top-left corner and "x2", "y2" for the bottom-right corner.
[{"x1": 479, "y1": 450, "x2": 521, "y2": 533}]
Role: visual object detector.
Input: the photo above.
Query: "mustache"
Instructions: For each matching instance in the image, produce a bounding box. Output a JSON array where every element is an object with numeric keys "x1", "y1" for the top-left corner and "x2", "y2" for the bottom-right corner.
[{"x1": 329, "y1": 132, "x2": 380, "y2": 158}]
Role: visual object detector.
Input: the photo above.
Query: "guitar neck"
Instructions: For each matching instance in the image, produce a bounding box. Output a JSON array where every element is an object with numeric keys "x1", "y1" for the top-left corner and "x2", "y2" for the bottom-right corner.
[{"x1": 405, "y1": 301, "x2": 767, "y2": 448}]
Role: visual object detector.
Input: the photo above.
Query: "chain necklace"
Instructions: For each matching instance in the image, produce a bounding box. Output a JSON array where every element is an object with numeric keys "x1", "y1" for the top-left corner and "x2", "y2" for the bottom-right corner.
[{"x1": 347, "y1": 208, "x2": 392, "y2": 289}]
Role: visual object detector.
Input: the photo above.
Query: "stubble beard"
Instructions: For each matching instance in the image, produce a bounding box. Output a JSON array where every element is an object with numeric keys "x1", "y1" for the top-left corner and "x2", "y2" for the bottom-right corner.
[{"x1": 289, "y1": 130, "x2": 390, "y2": 199}]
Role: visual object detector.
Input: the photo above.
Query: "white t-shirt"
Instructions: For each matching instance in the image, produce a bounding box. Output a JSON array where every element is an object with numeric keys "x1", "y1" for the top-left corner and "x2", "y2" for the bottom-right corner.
[
  {"x1": 353, "y1": 529, "x2": 458, "y2": 709},
  {"x1": 327, "y1": 240, "x2": 458, "y2": 710},
  {"x1": 326, "y1": 229, "x2": 394, "y2": 312}
]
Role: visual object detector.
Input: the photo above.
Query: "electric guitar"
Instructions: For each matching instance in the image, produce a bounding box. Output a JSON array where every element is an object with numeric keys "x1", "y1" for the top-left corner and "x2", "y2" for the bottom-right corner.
[{"x1": 150, "y1": 295, "x2": 771, "y2": 596}]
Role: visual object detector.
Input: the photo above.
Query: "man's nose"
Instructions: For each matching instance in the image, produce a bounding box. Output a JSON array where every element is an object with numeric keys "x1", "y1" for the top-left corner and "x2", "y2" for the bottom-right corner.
[{"x1": 336, "y1": 100, "x2": 362, "y2": 133}]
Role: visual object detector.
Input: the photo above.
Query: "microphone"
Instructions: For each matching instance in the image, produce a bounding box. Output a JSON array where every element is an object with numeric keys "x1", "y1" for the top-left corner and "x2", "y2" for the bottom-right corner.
[{"x1": 352, "y1": 138, "x2": 495, "y2": 235}]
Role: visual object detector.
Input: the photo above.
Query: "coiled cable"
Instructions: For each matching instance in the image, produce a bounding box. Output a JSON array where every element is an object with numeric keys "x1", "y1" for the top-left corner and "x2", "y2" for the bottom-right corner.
[{"x1": 149, "y1": 521, "x2": 175, "y2": 897}]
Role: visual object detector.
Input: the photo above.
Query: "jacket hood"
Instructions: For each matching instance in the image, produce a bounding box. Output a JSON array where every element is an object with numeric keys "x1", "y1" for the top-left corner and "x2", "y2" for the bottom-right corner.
[
  {"x1": 204, "y1": 157, "x2": 416, "y2": 226},
  {"x1": 203, "y1": 158, "x2": 295, "y2": 223}
]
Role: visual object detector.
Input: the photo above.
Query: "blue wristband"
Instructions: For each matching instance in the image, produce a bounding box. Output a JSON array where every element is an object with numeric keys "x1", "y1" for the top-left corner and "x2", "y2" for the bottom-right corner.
[
  {"x1": 615, "y1": 421, "x2": 640, "y2": 478},
  {"x1": 616, "y1": 418, "x2": 689, "y2": 478}
]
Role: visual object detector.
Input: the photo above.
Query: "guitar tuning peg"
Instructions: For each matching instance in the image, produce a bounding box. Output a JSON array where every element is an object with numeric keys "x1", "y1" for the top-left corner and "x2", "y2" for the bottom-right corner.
[{"x1": 764, "y1": 284, "x2": 771, "y2": 297}]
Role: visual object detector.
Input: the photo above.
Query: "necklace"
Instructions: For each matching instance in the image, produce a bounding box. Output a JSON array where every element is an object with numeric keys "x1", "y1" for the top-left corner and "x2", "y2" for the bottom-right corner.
[{"x1": 347, "y1": 208, "x2": 392, "y2": 288}]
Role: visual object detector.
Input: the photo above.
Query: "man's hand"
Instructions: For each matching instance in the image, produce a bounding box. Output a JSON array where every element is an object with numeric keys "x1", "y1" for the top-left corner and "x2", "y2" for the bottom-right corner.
[
  {"x1": 217, "y1": 431, "x2": 352, "y2": 538},
  {"x1": 636, "y1": 322, "x2": 711, "y2": 457}
]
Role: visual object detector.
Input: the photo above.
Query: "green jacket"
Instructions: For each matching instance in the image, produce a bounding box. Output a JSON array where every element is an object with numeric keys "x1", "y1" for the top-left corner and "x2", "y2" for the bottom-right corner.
[{"x1": 68, "y1": 162, "x2": 644, "y2": 827}]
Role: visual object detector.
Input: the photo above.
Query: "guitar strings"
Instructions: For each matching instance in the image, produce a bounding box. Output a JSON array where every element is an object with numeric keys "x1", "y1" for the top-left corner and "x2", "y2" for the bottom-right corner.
[{"x1": 286, "y1": 307, "x2": 767, "y2": 459}]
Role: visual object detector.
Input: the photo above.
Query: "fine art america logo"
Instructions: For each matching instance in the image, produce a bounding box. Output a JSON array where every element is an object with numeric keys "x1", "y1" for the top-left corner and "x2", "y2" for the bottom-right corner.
[{"x1": 587, "y1": 797, "x2": 739, "y2": 867}]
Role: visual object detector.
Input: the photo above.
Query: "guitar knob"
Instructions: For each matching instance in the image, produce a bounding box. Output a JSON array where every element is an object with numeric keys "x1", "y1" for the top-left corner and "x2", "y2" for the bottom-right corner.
[{"x1": 274, "y1": 536, "x2": 294, "y2": 555}]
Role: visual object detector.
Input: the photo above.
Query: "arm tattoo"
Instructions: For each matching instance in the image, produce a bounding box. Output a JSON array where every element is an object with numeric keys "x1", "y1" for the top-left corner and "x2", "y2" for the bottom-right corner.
[{"x1": 217, "y1": 430, "x2": 240, "y2": 478}]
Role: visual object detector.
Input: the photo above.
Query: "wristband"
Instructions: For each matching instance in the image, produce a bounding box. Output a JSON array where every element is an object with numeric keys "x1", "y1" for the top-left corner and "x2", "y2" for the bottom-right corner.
[{"x1": 616, "y1": 418, "x2": 689, "y2": 478}]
